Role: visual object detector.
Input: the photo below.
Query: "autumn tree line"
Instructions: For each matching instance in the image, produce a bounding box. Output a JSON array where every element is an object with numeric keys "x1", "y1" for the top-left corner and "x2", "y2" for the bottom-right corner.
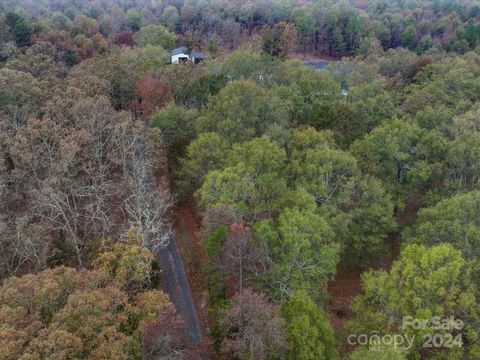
[
  {"x1": 2, "y1": 0, "x2": 480, "y2": 61},
  {"x1": 2, "y1": 0, "x2": 480, "y2": 359},
  {"x1": 0, "y1": 1, "x2": 190, "y2": 358}
]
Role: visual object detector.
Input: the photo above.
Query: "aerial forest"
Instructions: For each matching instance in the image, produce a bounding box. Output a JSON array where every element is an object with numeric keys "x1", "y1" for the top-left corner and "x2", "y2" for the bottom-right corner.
[{"x1": 1, "y1": 0, "x2": 480, "y2": 359}]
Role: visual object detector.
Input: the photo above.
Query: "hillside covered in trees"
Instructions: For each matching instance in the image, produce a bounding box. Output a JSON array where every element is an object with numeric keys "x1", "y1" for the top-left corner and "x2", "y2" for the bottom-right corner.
[{"x1": 2, "y1": 0, "x2": 480, "y2": 359}]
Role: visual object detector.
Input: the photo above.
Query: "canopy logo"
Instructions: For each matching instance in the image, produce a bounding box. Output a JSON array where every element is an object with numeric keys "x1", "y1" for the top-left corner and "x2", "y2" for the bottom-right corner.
[
  {"x1": 348, "y1": 316, "x2": 464, "y2": 352},
  {"x1": 347, "y1": 331, "x2": 415, "y2": 351}
]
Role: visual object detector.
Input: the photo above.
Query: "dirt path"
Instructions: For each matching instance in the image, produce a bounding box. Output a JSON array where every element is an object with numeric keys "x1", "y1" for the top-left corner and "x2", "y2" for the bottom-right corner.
[
  {"x1": 327, "y1": 201, "x2": 417, "y2": 354},
  {"x1": 327, "y1": 264, "x2": 363, "y2": 334},
  {"x1": 134, "y1": 131, "x2": 206, "y2": 357},
  {"x1": 327, "y1": 232, "x2": 402, "y2": 334},
  {"x1": 173, "y1": 203, "x2": 211, "y2": 337},
  {"x1": 155, "y1": 237, "x2": 204, "y2": 345}
]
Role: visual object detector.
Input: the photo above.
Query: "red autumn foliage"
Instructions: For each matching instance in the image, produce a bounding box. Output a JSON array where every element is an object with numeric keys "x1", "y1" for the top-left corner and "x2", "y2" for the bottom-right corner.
[
  {"x1": 114, "y1": 31, "x2": 135, "y2": 47},
  {"x1": 130, "y1": 74, "x2": 173, "y2": 121},
  {"x1": 219, "y1": 288, "x2": 288, "y2": 359},
  {"x1": 142, "y1": 306, "x2": 208, "y2": 360}
]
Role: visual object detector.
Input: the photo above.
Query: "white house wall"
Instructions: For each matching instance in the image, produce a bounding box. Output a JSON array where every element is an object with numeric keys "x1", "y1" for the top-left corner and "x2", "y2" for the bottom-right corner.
[{"x1": 171, "y1": 53, "x2": 190, "y2": 64}]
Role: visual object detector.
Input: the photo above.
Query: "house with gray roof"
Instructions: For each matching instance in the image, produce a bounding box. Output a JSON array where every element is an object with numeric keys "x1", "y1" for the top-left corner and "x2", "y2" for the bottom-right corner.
[{"x1": 171, "y1": 47, "x2": 205, "y2": 64}]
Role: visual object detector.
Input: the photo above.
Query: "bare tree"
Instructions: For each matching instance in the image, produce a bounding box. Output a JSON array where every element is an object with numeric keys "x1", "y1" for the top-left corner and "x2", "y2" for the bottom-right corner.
[
  {"x1": 9, "y1": 216, "x2": 48, "y2": 274},
  {"x1": 0, "y1": 76, "x2": 172, "y2": 277},
  {"x1": 219, "y1": 288, "x2": 288, "y2": 360},
  {"x1": 142, "y1": 307, "x2": 191, "y2": 360},
  {"x1": 71, "y1": 97, "x2": 131, "y2": 238},
  {"x1": 32, "y1": 178, "x2": 89, "y2": 266},
  {"x1": 124, "y1": 132, "x2": 172, "y2": 252},
  {"x1": 220, "y1": 224, "x2": 268, "y2": 293}
]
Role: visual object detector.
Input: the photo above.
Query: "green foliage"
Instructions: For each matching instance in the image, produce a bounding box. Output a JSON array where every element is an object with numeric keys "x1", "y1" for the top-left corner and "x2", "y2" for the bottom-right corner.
[
  {"x1": 446, "y1": 133, "x2": 480, "y2": 190},
  {"x1": 6, "y1": 2, "x2": 480, "y2": 358},
  {"x1": 204, "y1": 225, "x2": 229, "y2": 257},
  {"x1": 46, "y1": 235, "x2": 78, "y2": 267},
  {"x1": 0, "y1": 68, "x2": 48, "y2": 127},
  {"x1": 414, "y1": 105, "x2": 453, "y2": 131},
  {"x1": 377, "y1": 48, "x2": 419, "y2": 80},
  {"x1": 294, "y1": 10, "x2": 315, "y2": 53},
  {"x1": 49, "y1": 12, "x2": 73, "y2": 31},
  {"x1": 349, "y1": 244, "x2": 479, "y2": 357},
  {"x1": 161, "y1": 5, "x2": 180, "y2": 31},
  {"x1": 400, "y1": 25, "x2": 417, "y2": 50},
  {"x1": 64, "y1": 49, "x2": 81, "y2": 66},
  {"x1": 449, "y1": 106, "x2": 480, "y2": 135},
  {"x1": 290, "y1": 140, "x2": 359, "y2": 205},
  {"x1": 125, "y1": 8, "x2": 144, "y2": 31},
  {"x1": 221, "y1": 51, "x2": 276, "y2": 81},
  {"x1": 403, "y1": 52, "x2": 480, "y2": 115},
  {"x1": 281, "y1": 291, "x2": 337, "y2": 360},
  {"x1": 197, "y1": 137, "x2": 288, "y2": 218},
  {"x1": 119, "y1": 45, "x2": 170, "y2": 72},
  {"x1": 348, "y1": 346, "x2": 407, "y2": 360},
  {"x1": 274, "y1": 61, "x2": 338, "y2": 103},
  {"x1": 340, "y1": 94, "x2": 395, "y2": 146},
  {"x1": 5, "y1": 12, "x2": 21, "y2": 28},
  {"x1": 288, "y1": 126, "x2": 336, "y2": 153},
  {"x1": 406, "y1": 190, "x2": 480, "y2": 259},
  {"x1": 133, "y1": 24, "x2": 177, "y2": 50},
  {"x1": 351, "y1": 118, "x2": 447, "y2": 205},
  {"x1": 262, "y1": 22, "x2": 297, "y2": 59},
  {"x1": 6, "y1": 12, "x2": 32, "y2": 47},
  {"x1": 90, "y1": 52, "x2": 140, "y2": 109},
  {"x1": 184, "y1": 73, "x2": 227, "y2": 108},
  {"x1": 150, "y1": 103, "x2": 197, "y2": 159},
  {"x1": 176, "y1": 132, "x2": 230, "y2": 197},
  {"x1": 196, "y1": 79, "x2": 288, "y2": 143},
  {"x1": 337, "y1": 177, "x2": 396, "y2": 266},
  {"x1": 204, "y1": 225, "x2": 230, "y2": 306},
  {"x1": 255, "y1": 208, "x2": 340, "y2": 300},
  {"x1": 418, "y1": 35, "x2": 434, "y2": 52}
]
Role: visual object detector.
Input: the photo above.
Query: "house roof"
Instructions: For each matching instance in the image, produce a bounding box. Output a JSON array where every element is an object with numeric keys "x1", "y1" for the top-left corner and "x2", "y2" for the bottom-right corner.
[
  {"x1": 171, "y1": 47, "x2": 188, "y2": 56},
  {"x1": 192, "y1": 52, "x2": 204, "y2": 59}
]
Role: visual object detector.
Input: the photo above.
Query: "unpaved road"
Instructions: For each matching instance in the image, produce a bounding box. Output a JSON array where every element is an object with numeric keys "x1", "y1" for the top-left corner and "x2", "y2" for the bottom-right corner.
[
  {"x1": 133, "y1": 133, "x2": 205, "y2": 353},
  {"x1": 155, "y1": 235, "x2": 203, "y2": 344}
]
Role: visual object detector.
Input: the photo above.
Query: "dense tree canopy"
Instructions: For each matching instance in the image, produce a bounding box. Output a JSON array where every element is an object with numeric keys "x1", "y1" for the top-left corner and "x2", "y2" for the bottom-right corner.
[
  {"x1": 2, "y1": 0, "x2": 480, "y2": 359},
  {"x1": 0, "y1": 264, "x2": 180, "y2": 359},
  {"x1": 281, "y1": 291, "x2": 338, "y2": 360},
  {"x1": 196, "y1": 79, "x2": 289, "y2": 143},
  {"x1": 348, "y1": 244, "x2": 480, "y2": 358},
  {"x1": 255, "y1": 207, "x2": 340, "y2": 300},
  {"x1": 406, "y1": 190, "x2": 480, "y2": 259}
]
